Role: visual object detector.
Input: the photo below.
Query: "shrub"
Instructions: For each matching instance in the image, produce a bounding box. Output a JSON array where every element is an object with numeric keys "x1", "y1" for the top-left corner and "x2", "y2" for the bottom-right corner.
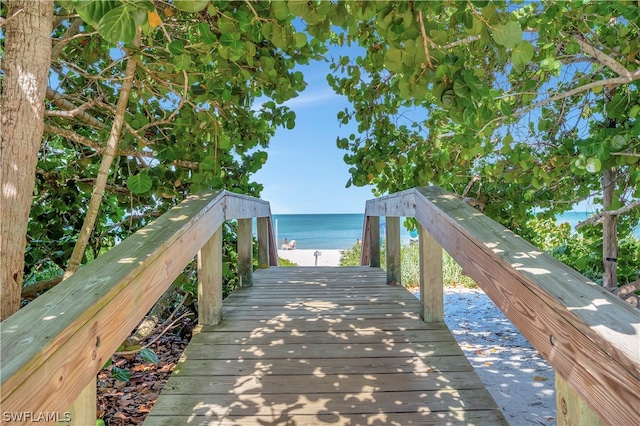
[
  {"x1": 339, "y1": 242, "x2": 476, "y2": 288},
  {"x1": 278, "y1": 257, "x2": 298, "y2": 267}
]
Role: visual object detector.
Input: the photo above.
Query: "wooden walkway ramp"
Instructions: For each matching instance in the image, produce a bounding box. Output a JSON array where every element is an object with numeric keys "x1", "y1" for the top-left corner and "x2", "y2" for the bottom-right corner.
[{"x1": 145, "y1": 266, "x2": 507, "y2": 425}]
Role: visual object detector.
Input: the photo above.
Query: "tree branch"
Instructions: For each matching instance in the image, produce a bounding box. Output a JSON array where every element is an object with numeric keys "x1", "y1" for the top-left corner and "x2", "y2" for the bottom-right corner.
[
  {"x1": 573, "y1": 35, "x2": 632, "y2": 79},
  {"x1": 442, "y1": 35, "x2": 481, "y2": 49},
  {"x1": 64, "y1": 30, "x2": 141, "y2": 278},
  {"x1": 0, "y1": 7, "x2": 24, "y2": 28},
  {"x1": 21, "y1": 275, "x2": 63, "y2": 300},
  {"x1": 576, "y1": 199, "x2": 640, "y2": 229},
  {"x1": 612, "y1": 152, "x2": 640, "y2": 158},
  {"x1": 51, "y1": 18, "x2": 83, "y2": 59},
  {"x1": 43, "y1": 123, "x2": 200, "y2": 170},
  {"x1": 45, "y1": 97, "x2": 103, "y2": 119},
  {"x1": 46, "y1": 87, "x2": 107, "y2": 129},
  {"x1": 417, "y1": 11, "x2": 434, "y2": 70},
  {"x1": 476, "y1": 72, "x2": 640, "y2": 137}
]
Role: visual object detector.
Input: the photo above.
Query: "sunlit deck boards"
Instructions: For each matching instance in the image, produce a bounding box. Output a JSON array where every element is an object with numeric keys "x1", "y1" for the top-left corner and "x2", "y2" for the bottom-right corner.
[{"x1": 145, "y1": 267, "x2": 507, "y2": 425}]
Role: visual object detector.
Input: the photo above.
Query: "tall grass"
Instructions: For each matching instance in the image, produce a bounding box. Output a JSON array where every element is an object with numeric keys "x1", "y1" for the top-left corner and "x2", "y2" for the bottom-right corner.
[{"x1": 339, "y1": 242, "x2": 476, "y2": 288}]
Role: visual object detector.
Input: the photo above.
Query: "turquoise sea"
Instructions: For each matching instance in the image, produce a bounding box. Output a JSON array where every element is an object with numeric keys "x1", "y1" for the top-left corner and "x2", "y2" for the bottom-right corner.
[{"x1": 271, "y1": 212, "x2": 639, "y2": 250}]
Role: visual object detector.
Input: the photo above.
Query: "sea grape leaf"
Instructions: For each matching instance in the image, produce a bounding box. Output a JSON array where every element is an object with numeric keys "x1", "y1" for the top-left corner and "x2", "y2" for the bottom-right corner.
[
  {"x1": 75, "y1": 0, "x2": 116, "y2": 28},
  {"x1": 512, "y1": 41, "x2": 534, "y2": 66},
  {"x1": 492, "y1": 21, "x2": 522, "y2": 48},
  {"x1": 173, "y1": 0, "x2": 209, "y2": 13},
  {"x1": 126, "y1": 173, "x2": 153, "y2": 194},
  {"x1": 98, "y1": 5, "x2": 137, "y2": 43}
]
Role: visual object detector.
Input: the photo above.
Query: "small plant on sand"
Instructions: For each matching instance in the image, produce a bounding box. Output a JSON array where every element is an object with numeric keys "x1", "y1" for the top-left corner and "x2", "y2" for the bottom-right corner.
[{"x1": 278, "y1": 257, "x2": 298, "y2": 267}]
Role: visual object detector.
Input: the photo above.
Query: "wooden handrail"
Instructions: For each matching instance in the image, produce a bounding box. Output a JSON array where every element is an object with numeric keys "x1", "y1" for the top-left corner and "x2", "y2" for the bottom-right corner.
[
  {"x1": 0, "y1": 190, "x2": 277, "y2": 423},
  {"x1": 361, "y1": 186, "x2": 640, "y2": 425}
]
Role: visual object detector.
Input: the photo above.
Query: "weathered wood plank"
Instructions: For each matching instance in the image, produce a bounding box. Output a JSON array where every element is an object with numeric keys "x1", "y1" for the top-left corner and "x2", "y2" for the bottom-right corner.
[
  {"x1": 148, "y1": 389, "x2": 496, "y2": 415},
  {"x1": 420, "y1": 224, "x2": 444, "y2": 322},
  {"x1": 367, "y1": 215, "x2": 381, "y2": 267},
  {"x1": 198, "y1": 225, "x2": 223, "y2": 326},
  {"x1": 257, "y1": 217, "x2": 270, "y2": 268},
  {"x1": 363, "y1": 186, "x2": 639, "y2": 424},
  {"x1": 56, "y1": 376, "x2": 95, "y2": 426},
  {"x1": 385, "y1": 216, "x2": 401, "y2": 285},
  {"x1": 0, "y1": 190, "x2": 226, "y2": 416},
  {"x1": 145, "y1": 410, "x2": 507, "y2": 426},
  {"x1": 159, "y1": 371, "x2": 486, "y2": 395},
  {"x1": 0, "y1": 190, "x2": 277, "y2": 419},
  {"x1": 170, "y1": 356, "x2": 475, "y2": 376},
  {"x1": 412, "y1": 186, "x2": 640, "y2": 424},
  {"x1": 200, "y1": 317, "x2": 448, "y2": 333},
  {"x1": 237, "y1": 218, "x2": 253, "y2": 287},
  {"x1": 223, "y1": 192, "x2": 271, "y2": 219},
  {"x1": 364, "y1": 191, "x2": 416, "y2": 217},
  {"x1": 146, "y1": 267, "x2": 507, "y2": 425},
  {"x1": 190, "y1": 328, "x2": 454, "y2": 345},
  {"x1": 183, "y1": 341, "x2": 464, "y2": 359},
  {"x1": 556, "y1": 373, "x2": 604, "y2": 425}
]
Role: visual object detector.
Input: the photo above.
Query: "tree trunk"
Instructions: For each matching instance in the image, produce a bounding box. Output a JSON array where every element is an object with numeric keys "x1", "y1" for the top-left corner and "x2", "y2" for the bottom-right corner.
[
  {"x1": 602, "y1": 167, "x2": 618, "y2": 291},
  {"x1": 63, "y1": 31, "x2": 140, "y2": 278},
  {"x1": 0, "y1": 0, "x2": 54, "y2": 320}
]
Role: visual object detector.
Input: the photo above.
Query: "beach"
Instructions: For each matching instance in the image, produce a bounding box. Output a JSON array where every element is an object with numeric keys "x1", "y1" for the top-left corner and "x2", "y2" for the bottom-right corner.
[
  {"x1": 274, "y1": 248, "x2": 555, "y2": 425},
  {"x1": 277, "y1": 249, "x2": 343, "y2": 266}
]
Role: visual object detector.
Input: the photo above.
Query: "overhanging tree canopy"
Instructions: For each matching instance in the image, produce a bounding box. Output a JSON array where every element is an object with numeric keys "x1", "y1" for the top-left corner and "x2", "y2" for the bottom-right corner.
[{"x1": 1, "y1": 0, "x2": 638, "y2": 320}]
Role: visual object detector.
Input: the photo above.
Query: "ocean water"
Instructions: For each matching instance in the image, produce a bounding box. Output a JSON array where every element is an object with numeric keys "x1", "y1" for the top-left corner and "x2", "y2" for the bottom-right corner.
[
  {"x1": 272, "y1": 214, "x2": 399, "y2": 250},
  {"x1": 270, "y1": 212, "x2": 639, "y2": 250}
]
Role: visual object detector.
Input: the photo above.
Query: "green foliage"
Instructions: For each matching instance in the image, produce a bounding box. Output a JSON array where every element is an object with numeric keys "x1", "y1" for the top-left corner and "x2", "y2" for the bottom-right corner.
[
  {"x1": 24, "y1": 0, "x2": 333, "y2": 294},
  {"x1": 111, "y1": 366, "x2": 131, "y2": 382},
  {"x1": 278, "y1": 257, "x2": 298, "y2": 267},
  {"x1": 14, "y1": 0, "x2": 640, "y2": 301},
  {"x1": 139, "y1": 347, "x2": 159, "y2": 365},
  {"x1": 339, "y1": 242, "x2": 476, "y2": 288},
  {"x1": 552, "y1": 233, "x2": 640, "y2": 286},
  {"x1": 326, "y1": 0, "x2": 639, "y2": 287},
  {"x1": 339, "y1": 243, "x2": 362, "y2": 266}
]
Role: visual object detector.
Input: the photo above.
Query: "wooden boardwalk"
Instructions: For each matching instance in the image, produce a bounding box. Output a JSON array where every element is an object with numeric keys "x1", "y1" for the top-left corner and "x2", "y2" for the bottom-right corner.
[{"x1": 145, "y1": 267, "x2": 507, "y2": 425}]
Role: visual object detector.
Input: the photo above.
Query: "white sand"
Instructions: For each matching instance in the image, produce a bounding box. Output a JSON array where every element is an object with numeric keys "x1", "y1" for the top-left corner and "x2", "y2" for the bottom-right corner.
[{"x1": 277, "y1": 249, "x2": 342, "y2": 266}]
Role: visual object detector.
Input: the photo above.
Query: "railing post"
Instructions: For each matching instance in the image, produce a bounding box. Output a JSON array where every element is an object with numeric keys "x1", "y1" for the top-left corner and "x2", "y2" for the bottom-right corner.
[
  {"x1": 56, "y1": 377, "x2": 95, "y2": 425},
  {"x1": 556, "y1": 374, "x2": 604, "y2": 425},
  {"x1": 369, "y1": 215, "x2": 380, "y2": 267},
  {"x1": 419, "y1": 224, "x2": 443, "y2": 322},
  {"x1": 257, "y1": 217, "x2": 269, "y2": 268},
  {"x1": 238, "y1": 218, "x2": 253, "y2": 287},
  {"x1": 386, "y1": 216, "x2": 401, "y2": 285},
  {"x1": 198, "y1": 225, "x2": 223, "y2": 325}
]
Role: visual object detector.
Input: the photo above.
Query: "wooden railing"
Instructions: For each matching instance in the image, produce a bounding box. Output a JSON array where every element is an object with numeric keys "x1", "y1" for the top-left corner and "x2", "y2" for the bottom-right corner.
[
  {"x1": 360, "y1": 186, "x2": 640, "y2": 426},
  {"x1": 0, "y1": 191, "x2": 277, "y2": 425}
]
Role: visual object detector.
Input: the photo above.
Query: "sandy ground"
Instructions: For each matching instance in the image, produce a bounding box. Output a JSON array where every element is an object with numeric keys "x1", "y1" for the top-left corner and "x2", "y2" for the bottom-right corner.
[
  {"x1": 277, "y1": 249, "x2": 556, "y2": 425},
  {"x1": 278, "y1": 249, "x2": 344, "y2": 266}
]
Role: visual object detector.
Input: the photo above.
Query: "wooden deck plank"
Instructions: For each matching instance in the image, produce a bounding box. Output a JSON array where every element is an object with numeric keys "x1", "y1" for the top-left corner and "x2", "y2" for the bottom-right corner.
[
  {"x1": 171, "y1": 356, "x2": 475, "y2": 376},
  {"x1": 145, "y1": 267, "x2": 507, "y2": 425}
]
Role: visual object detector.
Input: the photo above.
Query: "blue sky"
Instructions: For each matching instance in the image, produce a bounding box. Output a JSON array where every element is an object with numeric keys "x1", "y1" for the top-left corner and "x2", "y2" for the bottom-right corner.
[
  {"x1": 252, "y1": 43, "x2": 598, "y2": 215},
  {"x1": 253, "y1": 46, "x2": 376, "y2": 214}
]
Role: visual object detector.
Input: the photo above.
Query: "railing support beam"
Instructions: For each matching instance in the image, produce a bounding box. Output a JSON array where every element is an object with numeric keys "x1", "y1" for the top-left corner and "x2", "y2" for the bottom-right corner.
[
  {"x1": 257, "y1": 217, "x2": 270, "y2": 268},
  {"x1": 556, "y1": 374, "x2": 604, "y2": 426},
  {"x1": 238, "y1": 218, "x2": 253, "y2": 287},
  {"x1": 419, "y1": 225, "x2": 443, "y2": 322},
  {"x1": 198, "y1": 225, "x2": 223, "y2": 326},
  {"x1": 368, "y1": 216, "x2": 380, "y2": 267},
  {"x1": 56, "y1": 376, "x2": 95, "y2": 425},
  {"x1": 386, "y1": 216, "x2": 401, "y2": 285}
]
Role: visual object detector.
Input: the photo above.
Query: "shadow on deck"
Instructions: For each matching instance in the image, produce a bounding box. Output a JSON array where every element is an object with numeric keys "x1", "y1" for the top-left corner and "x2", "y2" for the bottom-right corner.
[{"x1": 144, "y1": 267, "x2": 507, "y2": 425}]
